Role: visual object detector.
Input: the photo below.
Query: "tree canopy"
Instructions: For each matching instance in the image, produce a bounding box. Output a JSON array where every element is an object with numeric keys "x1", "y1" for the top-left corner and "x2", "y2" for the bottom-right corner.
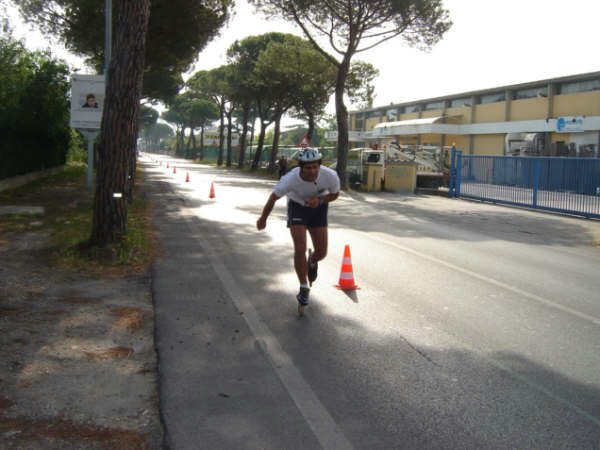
[
  {"x1": 15, "y1": 0, "x2": 233, "y2": 103},
  {"x1": 249, "y1": 0, "x2": 452, "y2": 187}
]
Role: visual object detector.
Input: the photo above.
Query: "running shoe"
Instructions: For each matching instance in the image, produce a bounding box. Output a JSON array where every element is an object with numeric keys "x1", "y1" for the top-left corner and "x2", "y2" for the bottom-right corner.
[{"x1": 296, "y1": 286, "x2": 310, "y2": 306}]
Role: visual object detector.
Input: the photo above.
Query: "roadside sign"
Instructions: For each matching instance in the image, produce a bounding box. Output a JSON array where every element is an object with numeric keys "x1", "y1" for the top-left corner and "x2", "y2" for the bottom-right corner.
[
  {"x1": 70, "y1": 74, "x2": 105, "y2": 130},
  {"x1": 556, "y1": 116, "x2": 584, "y2": 133}
]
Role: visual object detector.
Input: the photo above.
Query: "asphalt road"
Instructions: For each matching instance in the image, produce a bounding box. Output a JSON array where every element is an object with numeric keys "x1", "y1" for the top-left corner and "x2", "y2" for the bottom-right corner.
[{"x1": 146, "y1": 154, "x2": 600, "y2": 450}]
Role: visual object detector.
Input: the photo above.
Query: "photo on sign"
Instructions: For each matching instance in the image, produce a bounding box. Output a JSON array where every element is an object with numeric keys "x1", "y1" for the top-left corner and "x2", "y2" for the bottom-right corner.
[{"x1": 80, "y1": 92, "x2": 104, "y2": 109}]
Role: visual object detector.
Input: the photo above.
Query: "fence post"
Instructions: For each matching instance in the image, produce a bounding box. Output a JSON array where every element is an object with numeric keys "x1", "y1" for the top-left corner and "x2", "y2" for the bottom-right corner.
[
  {"x1": 456, "y1": 150, "x2": 462, "y2": 197},
  {"x1": 449, "y1": 148, "x2": 456, "y2": 197},
  {"x1": 532, "y1": 158, "x2": 541, "y2": 207}
]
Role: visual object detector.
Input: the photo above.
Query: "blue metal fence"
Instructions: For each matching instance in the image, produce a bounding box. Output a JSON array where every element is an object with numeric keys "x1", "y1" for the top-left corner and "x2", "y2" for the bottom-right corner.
[{"x1": 449, "y1": 150, "x2": 600, "y2": 219}]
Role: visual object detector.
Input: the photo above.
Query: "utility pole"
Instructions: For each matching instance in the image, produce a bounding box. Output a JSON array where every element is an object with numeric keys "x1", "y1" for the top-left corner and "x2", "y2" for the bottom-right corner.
[
  {"x1": 105, "y1": 0, "x2": 112, "y2": 75},
  {"x1": 85, "y1": 0, "x2": 111, "y2": 188}
]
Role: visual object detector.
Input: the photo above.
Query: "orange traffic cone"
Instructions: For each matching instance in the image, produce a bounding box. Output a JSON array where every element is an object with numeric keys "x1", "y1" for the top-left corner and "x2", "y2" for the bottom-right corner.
[
  {"x1": 185, "y1": 172, "x2": 190, "y2": 182},
  {"x1": 173, "y1": 166, "x2": 177, "y2": 174},
  {"x1": 209, "y1": 181, "x2": 215, "y2": 199},
  {"x1": 335, "y1": 245, "x2": 359, "y2": 290}
]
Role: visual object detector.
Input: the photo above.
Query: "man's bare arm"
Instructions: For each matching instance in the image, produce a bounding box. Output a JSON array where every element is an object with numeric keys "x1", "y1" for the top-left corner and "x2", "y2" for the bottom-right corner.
[{"x1": 256, "y1": 193, "x2": 280, "y2": 230}]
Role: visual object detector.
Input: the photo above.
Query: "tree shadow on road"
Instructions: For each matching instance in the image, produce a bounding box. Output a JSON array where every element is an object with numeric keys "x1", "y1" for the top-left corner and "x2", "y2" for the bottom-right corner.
[
  {"x1": 330, "y1": 190, "x2": 600, "y2": 247},
  {"x1": 147, "y1": 167, "x2": 600, "y2": 449}
]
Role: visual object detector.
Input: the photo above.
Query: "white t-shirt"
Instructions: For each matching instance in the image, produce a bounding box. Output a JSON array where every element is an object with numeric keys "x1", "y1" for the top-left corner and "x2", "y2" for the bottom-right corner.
[{"x1": 273, "y1": 166, "x2": 340, "y2": 205}]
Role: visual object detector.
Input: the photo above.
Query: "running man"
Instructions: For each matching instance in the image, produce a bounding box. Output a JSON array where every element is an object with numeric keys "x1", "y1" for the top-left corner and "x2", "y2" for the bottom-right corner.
[{"x1": 256, "y1": 148, "x2": 340, "y2": 311}]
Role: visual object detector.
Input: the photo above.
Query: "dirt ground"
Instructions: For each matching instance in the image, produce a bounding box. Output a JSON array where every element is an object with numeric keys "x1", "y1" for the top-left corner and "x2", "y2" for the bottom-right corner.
[{"x1": 0, "y1": 175, "x2": 163, "y2": 449}]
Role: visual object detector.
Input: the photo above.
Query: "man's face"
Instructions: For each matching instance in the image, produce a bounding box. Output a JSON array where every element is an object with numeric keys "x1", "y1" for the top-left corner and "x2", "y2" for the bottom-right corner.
[
  {"x1": 87, "y1": 96, "x2": 96, "y2": 106},
  {"x1": 300, "y1": 162, "x2": 320, "y2": 181}
]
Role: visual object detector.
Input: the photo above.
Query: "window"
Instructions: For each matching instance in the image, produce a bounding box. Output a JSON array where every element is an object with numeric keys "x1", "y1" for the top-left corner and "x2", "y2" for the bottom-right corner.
[
  {"x1": 449, "y1": 97, "x2": 471, "y2": 107},
  {"x1": 354, "y1": 116, "x2": 364, "y2": 130},
  {"x1": 424, "y1": 101, "x2": 444, "y2": 111},
  {"x1": 366, "y1": 110, "x2": 382, "y2": 119},
  {"x1": 405, "y1": 104, "x2": 420, "y2": 113},
  {"x1": 514, "y1": 86, "x2": 546, "y2": 100},
  {"x1": 386, "y1": 108, "x2": 398, "y2": 121},
  {"x1": 558, "y1": 78, "x2": 600, "y2": 94},
  {"x1": 480, "y1": 92, "x2": 505, "y2": 104}
]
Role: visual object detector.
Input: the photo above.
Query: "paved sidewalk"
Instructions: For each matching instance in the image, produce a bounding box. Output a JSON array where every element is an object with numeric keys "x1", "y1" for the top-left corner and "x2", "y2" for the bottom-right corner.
[{"x1": 148, "y1": 170, "x2": 321, "y2": 449}]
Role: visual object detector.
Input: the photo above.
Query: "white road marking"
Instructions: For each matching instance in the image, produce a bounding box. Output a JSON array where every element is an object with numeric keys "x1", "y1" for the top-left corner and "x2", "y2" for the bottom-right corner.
[{"x1": 181, "y1": 207, "x2": 355, "y2": 450}]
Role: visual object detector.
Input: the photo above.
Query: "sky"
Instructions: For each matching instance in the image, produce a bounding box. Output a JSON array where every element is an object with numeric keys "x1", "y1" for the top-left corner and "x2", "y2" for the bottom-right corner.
[{"x1": 6, "y1": 0, "x2": 600, "y2": 117}]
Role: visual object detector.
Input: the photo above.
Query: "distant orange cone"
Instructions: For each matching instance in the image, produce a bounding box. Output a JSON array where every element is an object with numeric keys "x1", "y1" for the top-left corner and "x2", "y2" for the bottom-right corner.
[
  {"x1": 185, "y1": 172, "x2": 190, "y2": 182},
  {"x1": 335, "y1": 245, "x2": 359, "y2": 290},
  {"x1": 173, "y1": 166, "x2": 177, "y2": 174},
  {"x1": 209, "y1": 181, "x2": 215, "y2": 199}
]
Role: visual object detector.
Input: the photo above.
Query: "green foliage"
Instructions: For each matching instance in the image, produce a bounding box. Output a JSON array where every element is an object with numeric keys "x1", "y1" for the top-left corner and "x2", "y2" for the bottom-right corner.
[
  {"x1": 249, "y1": 1, "x2": 452, "y2": 58},
  {"x1": 346, "y1": 61, "x2": 379, "y2": 109},
  {"x1": 222, "y1": 32, "x2": 339, "y2": 167},
  {"x1": 254, "y1": 34, "x2": 335, "y2": 115},
  {"x1": 139, "y1": 122, "x2": 174, "y2": 153},
  {"x1": 184, "y1": 98, "x2": 220, "y2": 129},
  {"x1": 0, "y1": 35, "x2": 71, "y2": 180},
  {"x1": 15, "y1": 0, "x2": 234, "y2": 103},
  {"x1": 67, "y1": 129, "x2": 86, "y2": 163},
  {"x1": 138, "y1": 105, "x2": 159, "y2": 129}
]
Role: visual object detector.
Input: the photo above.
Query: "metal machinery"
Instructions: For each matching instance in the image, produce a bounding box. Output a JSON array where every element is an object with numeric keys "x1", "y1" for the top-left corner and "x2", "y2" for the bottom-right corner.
[
  {"x1": 505, "y1": 133, "x2": 546, "y2": 156},
  {"x1": 385, "y1": 141, "x2": 450, "y2": 173},
  {"x1": 345, "y1": 148, "x2": 385, "y2": 191}
]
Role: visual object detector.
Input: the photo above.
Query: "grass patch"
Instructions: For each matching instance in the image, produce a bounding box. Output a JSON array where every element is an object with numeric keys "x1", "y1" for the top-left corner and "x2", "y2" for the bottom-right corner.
[{"x1": 0, "y1": 163, "x2": 157, "y2": 276}]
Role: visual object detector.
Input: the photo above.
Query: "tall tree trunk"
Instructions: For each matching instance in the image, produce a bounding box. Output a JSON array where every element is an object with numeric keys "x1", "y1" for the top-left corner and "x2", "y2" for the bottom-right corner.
[
  {"x1": 217, "y1": 98, "x2": 225, "y2": 165},
  {"x1": 226, "y1": 107, "x2": 233, "y2": 167},
  {"x1": 306, "y1": 112, "x2": 315, "y2": 144},
  {"x1": 335, "y1": 57, "x2": 351, "y2": 190},
  {"x1": 199, "y1": 127, "x2": 205, "y2": 160},
  {"x1": 90, "y1": 0, "x2": 150, "y2": 246},
  {"x1": 176, "y1": 126, "x2": 185, "y2": 156},
  {"x1": 252, "y1": 120, "x2": 268, "y2": 170},
  {"x1": 237, "y1": 104, "x2": 250, "y2": 168},
  {"x1": 268, "y1": 112, "x2": 282, "y2": 173},
  {"x1": 126, "y1": 116, "x2": 139, "y2": 202}
]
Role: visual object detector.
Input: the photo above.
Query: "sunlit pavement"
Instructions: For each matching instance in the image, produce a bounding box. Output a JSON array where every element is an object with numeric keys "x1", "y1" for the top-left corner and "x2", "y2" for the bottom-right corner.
[{"x1": 143, "y1": 153, "x2": 600, "y2": 450}]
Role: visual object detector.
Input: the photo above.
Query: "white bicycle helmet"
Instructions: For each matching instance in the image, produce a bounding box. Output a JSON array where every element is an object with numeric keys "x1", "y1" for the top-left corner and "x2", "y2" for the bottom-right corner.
[{"x1": 297, "y1": 148, "x2": 322, "y2": 164}]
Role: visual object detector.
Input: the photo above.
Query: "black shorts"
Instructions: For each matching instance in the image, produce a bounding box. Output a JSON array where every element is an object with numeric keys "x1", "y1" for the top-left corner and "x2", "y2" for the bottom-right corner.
[{"x1": 287, "y1": 200, "x2": 328, "y2": 228}]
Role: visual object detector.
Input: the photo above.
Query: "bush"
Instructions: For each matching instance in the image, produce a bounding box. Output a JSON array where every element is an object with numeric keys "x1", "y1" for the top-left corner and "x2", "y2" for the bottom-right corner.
[
  {"x1": 0, "y1": 36, "x2": 71, "y2": 180},
  {"x1": 67, "y1": 129, "x2": 86, "y2": 163}
]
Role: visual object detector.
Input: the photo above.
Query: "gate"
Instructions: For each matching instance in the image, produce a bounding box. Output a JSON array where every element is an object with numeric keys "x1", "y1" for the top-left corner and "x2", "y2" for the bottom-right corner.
[{"x1": 449, "y1": 150, "x2": 600, "y2": 219}]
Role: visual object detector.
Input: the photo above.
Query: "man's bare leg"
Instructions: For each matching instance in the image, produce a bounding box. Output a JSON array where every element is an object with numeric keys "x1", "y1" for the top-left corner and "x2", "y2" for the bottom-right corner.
[
  {"x1": 308, "y1": 226, "x2": 328, "y2": 263},
  {"x1": 307, "y1": 226, "x2": 327, "y2": 285},
  {"x1": 290, "y1": 225, "x2": 308, "y2": 285}
]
